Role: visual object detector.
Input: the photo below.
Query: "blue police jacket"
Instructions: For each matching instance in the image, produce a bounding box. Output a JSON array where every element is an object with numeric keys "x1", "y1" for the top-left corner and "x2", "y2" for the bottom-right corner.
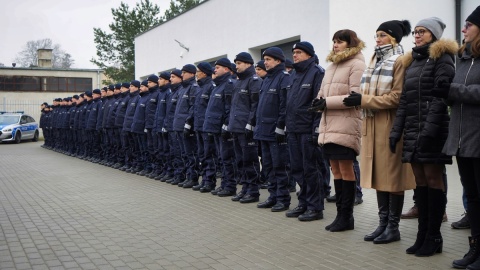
[
  {"x1": 228, "y1": 65, "x2": 262, "y2": 133},
  {"x1": 79, "y1": 102, "x2": 88, "y2": 129},
  {"x1": 145, "y1": 85, "x2": 159, "y2": 129},
  {"x1": 106, "y1": 94, "x2": 120, "y2": 129},
  {"x1": 286, "y1": 57, "x2": 324, "y2": 134},
  {"x1": 254, "y1": 63, "x2": 290, "y2": 141},
  {"x1": 96, "y1": 97, "x2": 107, "y2": 131},
  {"x1": 68, "y1": 105, "x2": 76, "y2": 129},
  {"x1": 83, "y1": 100, "x2": 94, "y2": 129},
  {"x1": 101, "y1": 95, "x2": 114, "y2": 129},
  {"x1": 74, "y1": 101, "x2": 85, "y2": 130},
  {"x1": 86, "y1": 98, "x2": 102, "y2": 130},
  {"x1": 194, "y1": 76, "x2": 214, "y2": 132},
  {"x1": 114, "y1": 91, "x2": 130, "y2": 128},
  {"x1": 203, "y1": 73, "x2": 235, "y2": 134},
  {"x1": 131, "y1": 90, "x2": 151, "y2": 134},
  {"x1": 164, "y1": 83, "x2": 181, "y2": 132},
  {"x1": 173, "y1": 77, "x2": 199, "y2": 132},
  {"x1": 153, "y1": 84, "x2": 171, "y2": 133},
  {"x1": 59, "y1": 106, "x2": 69, "y2": 129},
  {"x1": 123, "y1": 90, "x2": 140, "y2": 132}
]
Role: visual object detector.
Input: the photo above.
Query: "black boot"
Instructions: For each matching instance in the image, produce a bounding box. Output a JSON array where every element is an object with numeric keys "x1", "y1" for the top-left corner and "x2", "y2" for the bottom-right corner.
[
  {"x1": 364, "y1": 191, "x2": 389, "y2": 241},
  {"x1": 325, "y1": 179, "x2": 342, "y2": 231},
  {"x1": 415, "y1": 187, "x2": 445, "y2": 257},
  {"x1": 406, "y1": 186, "x2": 428, "y2": 254},
  {"x1": 374, "y1": 193, "x2": 404, "y2": 244},
  {"x1": 329, "y1": 180, "x2": 355, "y2": 232},
  {"x1": 452, "y1": 236, "x2": 480, "y2": 269}
]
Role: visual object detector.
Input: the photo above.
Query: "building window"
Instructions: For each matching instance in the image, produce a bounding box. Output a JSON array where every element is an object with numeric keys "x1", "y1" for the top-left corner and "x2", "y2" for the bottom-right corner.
[{"x1": 0, "y1": 76, "x2": 93, "y2": 92}]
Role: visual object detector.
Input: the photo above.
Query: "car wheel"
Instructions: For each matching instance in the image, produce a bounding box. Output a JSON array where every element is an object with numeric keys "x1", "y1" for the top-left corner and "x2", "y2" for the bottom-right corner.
[
  {"x1": 32, "y1": 130, "x2": 39, "y2": 142},
  {"x1": 14, "y1": 131, "x2": 21, "y2": 144}
]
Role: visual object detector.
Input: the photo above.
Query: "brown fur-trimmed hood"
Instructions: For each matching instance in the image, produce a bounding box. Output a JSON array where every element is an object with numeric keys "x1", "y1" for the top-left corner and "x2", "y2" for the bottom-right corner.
[
  {"x1": 402, "y1": 39, "x2": 459, "y2": 67},
  {"x1": 326, "y1": 41, "x2": 366, "y2": 63}
]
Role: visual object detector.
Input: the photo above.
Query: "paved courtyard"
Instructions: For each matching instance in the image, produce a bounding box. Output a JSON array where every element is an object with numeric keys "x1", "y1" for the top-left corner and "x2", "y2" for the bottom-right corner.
[{"x1": 0, "y1": 141, "x2": 471, "y2": 269}]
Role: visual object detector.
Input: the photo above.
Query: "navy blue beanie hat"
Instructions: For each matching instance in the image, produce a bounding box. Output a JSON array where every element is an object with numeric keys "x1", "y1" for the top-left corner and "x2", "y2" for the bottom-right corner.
[
  {"x1": 197, "y1": 62, "x2": 213, "y2": 76},
  {"x1": 181, "y1": 64, "x2": 197, "y2": 74},
  {"x1": 292, "y1": 41, "x2": 315, "y2": 56},
  {"x1": 231, "y1": 63, "x2": 237, "y2": 73},
  {"x1": 255, "y1": 60, "x2": 266, "y2": 71},
  {"x1": 234, "y1": 52, "x2": 254, "y2": 64},
  {"x1": 159, "y1": 71, "x2": 171, "y2": 81},
  {"x1": 467, "y1": 6, "x2": 480, "y2": 28},
  {"x1": 102, "y1": 86, "x2": 107, "y2": 91},
  {"x1": 108, "y1": 84, "x2": 115, "y2": 91},
  {"x1": 92, "y1": 89, "x2": 101, "y2": 95},
  {"x1": 147, "y1": 74, "x2": 159, "y2": 83},
  {"x1": 263, "y1": 47, "x2": 285, "y2": 62},
  {"x1": 72, "y1": 95, "x2": 79, "y2": 99},
  {"x1": 141, "y1": 80, "x2": 148, "y2": 87},
  {"x1": 79, "y1": 93, "x2": 85, "y2": 98},
  {"x1": 121, "y1": 82, "x2": 130, "y2": 88},
  {"x1": 170, "y1": 69, "x2": 182, "y2": 78},
  {"x1": 115, "y1": 83, "x2": 122, "y2": 89},
  {"x1": 130, "y1": 80, "x2": 140, "y2": 88},
  {"x1": 215, "y1": 58, "x2": 232, "y2": 69},
  {"x1": 285, "y1": 59, "x2": 293, "y2": 68},
  {"x1": 85, "y1": 90, "x2": 93, "y2": 97}
]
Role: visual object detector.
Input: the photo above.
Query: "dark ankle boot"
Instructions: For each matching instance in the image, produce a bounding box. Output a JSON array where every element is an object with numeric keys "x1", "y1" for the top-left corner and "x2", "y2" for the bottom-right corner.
[
  {"x1": 329, "y1": 180, "x2": 355, "y2": 232},
  {"x1": 452, "y1": 236, "x2": 480, "y2": 269},
  {"x1": 325, "y1": 179, "x2": 342, "y2": 231},
  {"x1": 374, "y1": 193, "x2": 404, "y2": 244},
  {"x1": 407, "y1": 186, "x2": 428, "y2": 254},
  {"x1": 415, "y1": 188, "x2": 445, "y2": 257},
  {"x1": 364, "y1": 191, "x2": 389, "y2": 241}
]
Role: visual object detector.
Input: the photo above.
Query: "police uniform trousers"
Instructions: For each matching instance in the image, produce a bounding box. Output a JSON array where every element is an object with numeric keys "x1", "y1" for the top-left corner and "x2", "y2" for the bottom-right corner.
[
  {"x1": 288, "y1": 133, "x2": 323, "y2": 211},
  {"x1": 171, "y1": 132, "x2": 185, "y2": 181},
  {"x1": 214, "y1": 134, "x2": 236, "y2": 192},
  {"x1": 145, "y1": 128, "x2": 155, "y2": 171},
  {"x1": 260, "y1": 140, "x2": 290, "y2": 206},
  {"x1": 132, "y1": 132, "x2": 147, "y2": 170},
  {"x1": 233, "y1": 133, "x2": 260, "y2": 196},
  {"x1": 177, "y1": 131, "x2": 199, "y2": 182}
]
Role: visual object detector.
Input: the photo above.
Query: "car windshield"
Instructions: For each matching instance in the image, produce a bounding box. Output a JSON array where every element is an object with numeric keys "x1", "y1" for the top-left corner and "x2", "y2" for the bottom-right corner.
[{"x1": 0, "y1": 115, "x2": 20, "y2": 125}]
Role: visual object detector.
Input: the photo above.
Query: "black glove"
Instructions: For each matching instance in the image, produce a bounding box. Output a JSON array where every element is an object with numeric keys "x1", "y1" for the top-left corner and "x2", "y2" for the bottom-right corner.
[
  {"x1": 183, "y1": 128, "x2": 192, "y2": 138},
  {"x1": 308, "y1": 98, "x2": 326, "y2": 112},
  {"x1": 312, "y1": 135, "x2": 319, "y2": 146},
  {"x1": 221, "y1": 129, "x2": 231, "y2": 140},
  {"x1": 207, "y1": 133, "x2": 215, "y2": 142},
  {"x1": 431, "y1": 87, "x2": 450, "y2": 98},
  {"x1": 343, "y1": 92, "x2": 362, "y2": 107},
  {"x1": 389, "y1": 137, "x2": 399, "y2": 153},
  {"x1": 245, "y1": 129, "x2": 254, "y2": 140},
  {"x1": 275, "y1": 132, "x2": 286, "y2": 144},
  {"x1": 418, "y1": 135, "x2": 434, "y2": 152}
]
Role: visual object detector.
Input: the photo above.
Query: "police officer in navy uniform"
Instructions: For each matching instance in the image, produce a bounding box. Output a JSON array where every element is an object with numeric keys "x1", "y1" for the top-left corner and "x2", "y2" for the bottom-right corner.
[
  {"x1": 142, "y1": 75, "x2": 160, "y2": 176},
  {"x1": 151, "y1": 72, "x2": 172, "y2": 180},
  {"x1": 131, "y1": 79, "x2": 152, "y2": 174},
  {"x1": 255, "y1": 47, "x2": 291, "y2": 212},
  {"x1": 122, "y1": 81, "x2": 141, "y2": 172},
  {"x1": 67, "y1": 96, "x2": 77, "y2": 155},
  {"x1": 86, "y1": 89, "x2": 103, "y2": 162},
  {"x1": 164, "y1": 69, "x2": 183, "y2": 183},
  {"x1": 192, "y1": 62, "x2": 215, "y2": 190},
  {"x1": 109, "y1": 85, "x2": 123, "y2": 168},
  {"x1": 116, "y1": 83, "x2": 133, "y2": 171},
  {"x1": 285, "y1": 41, "x2": 326, "y2": 221},
  {"x1": 202, "y1": 58, "x2": 237, "y2": 196},
  {"x1": 101, "y1": 86, "x2": 116, "y2": 166},
  {"x1": 229, "y1": 52, "x2": 263, "y2": 203},
  {"x1": 172, "y1": 64, "x2": 200, "y2": 188}
]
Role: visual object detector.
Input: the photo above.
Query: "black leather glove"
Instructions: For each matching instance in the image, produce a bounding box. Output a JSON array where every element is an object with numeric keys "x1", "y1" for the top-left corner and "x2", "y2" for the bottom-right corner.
[
  {"x1": 431, "y1": 79, "x2": 451, "y2": 98},
  {"x1": 389, "y1": 137, "x2": 399, "y2": 153},
  {"x1": 207, "y1": 133, "x2": 215, "y2": 142},
  {"x1": 245, "y1": 129, "x2": 254, "y2": 140},
  {"x1": 312, "y1": 135, "x2": 319, "y2": 146},
  {"x1": 308, "y1": 98, "x2": 326, "y2": 112},
  {"x1": 418, "y1": 135, "x2": 434, "y2": 152},
  {"x1": 275, "y1": 132, "x2": 286, "y2": 144},
  {"x1": 343, "y1": 92, "x2": 362, "y2": 107},
  {"x1": 221, "y1": 130, "x2": 231, "y2": 140},
  {"x1": 183, "y1": 128, "x2": 192, "y2": 138}
]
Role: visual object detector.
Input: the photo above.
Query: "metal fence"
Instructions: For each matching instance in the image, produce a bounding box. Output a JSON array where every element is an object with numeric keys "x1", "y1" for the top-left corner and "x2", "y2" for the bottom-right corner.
[{"x1": 0, "y1": 98, "x2": 43, "y2": 122}]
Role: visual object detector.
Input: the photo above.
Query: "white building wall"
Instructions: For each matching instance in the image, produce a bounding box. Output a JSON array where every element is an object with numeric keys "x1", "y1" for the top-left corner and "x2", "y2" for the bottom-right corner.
[{"x1": 135, "y1": 0, "x2": 476, "y2": 77}]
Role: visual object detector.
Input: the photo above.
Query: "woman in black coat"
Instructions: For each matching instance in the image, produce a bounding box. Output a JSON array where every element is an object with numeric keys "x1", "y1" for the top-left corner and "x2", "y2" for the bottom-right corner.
[{"x1": 389, "y1": 17, "x2": 456, "y2": 257}]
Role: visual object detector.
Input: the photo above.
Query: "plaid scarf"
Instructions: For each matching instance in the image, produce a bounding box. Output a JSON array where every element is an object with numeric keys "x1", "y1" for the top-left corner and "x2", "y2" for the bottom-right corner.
[{"x1": 360, "y1": 44, "x2": 404, "y2": 117}]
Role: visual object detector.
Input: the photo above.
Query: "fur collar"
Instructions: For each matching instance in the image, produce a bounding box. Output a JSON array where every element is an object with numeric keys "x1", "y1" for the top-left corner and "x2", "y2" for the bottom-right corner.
[
  {"x1": 402, "y1": 39, "x2": 459, "y2": 67},
  {"x1": 326, "y1": 41, "x2": 366, "y2": 63}
]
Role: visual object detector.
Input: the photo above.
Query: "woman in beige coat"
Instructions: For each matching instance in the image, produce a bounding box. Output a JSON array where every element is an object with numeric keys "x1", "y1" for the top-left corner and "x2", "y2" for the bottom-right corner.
[
  {"x1": 343, "y1": 20, "x2": 415, "y2": 244},
  {"x1": 310, "y1": 29, "x2": 366, "y2": 232}
]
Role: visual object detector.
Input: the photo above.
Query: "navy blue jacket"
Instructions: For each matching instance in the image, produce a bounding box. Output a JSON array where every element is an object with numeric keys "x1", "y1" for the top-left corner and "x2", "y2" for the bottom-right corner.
[
  {"x1": 254, "y1": 63, "x2": 290, "y2": 141},
  {"x1": 145, "y1": 86, "x2": 159, "y2": 129},
  {"x1": 123, "y1": 91, "x2": 140, "y2": 132},
  {"x1": 60, "y1": 106, "x2": 69, "y2": 129},
  {"x1": 114, "y1": 91, "x2": 130, "y2": 128},
  {"x1": 74, "y1": 101, "x2": 85, "y2": 130},
  {"x1": 96, "y1": 97, "x2": 107, "y2": 131},
  {"x1": 101, "y1": 96, "x2": 114, "y2": 129},
  {"x1": 79, "y1": 102, "x2": 89, "y2": 129},
  {"x1": 106, "y1": 94, "x2": 120, "y2": 129},
  {"x1": 194, "y1": 76, "x2": 214, "y2": 131},
  {"x1": 86, "y1": 98, "x2": 102, "y2": 130},
  {"x1": 131, "y1": 90, "x2": 151, "y2": 134},
  {"x1": 203, "y1": 73, "x2": 235, "y2": 134},
  {"x1": 164, "y1": 83, "x2": 181, "y2": 132},
  {"x1": 228, "y1": 66, "x2": 262, "y2": 133},
  {"x1": 68, "y1": 105, "x2": 76, "y2": 129},
  {"x1": 173, "y1": 77, "x2": 199, "y2": 132},
  {"x1": 153, "y1": 84, "x2": 171, "y2": 133},
  {"x1": 286, "y1": 57, "x2": 324, "y2": 134}
]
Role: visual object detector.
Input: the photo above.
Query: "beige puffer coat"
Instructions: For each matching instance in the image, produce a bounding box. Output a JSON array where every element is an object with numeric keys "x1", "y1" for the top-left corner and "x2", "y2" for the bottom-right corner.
[{"x1": 317, "y1": 43, "x2": 366, "y2": 155}]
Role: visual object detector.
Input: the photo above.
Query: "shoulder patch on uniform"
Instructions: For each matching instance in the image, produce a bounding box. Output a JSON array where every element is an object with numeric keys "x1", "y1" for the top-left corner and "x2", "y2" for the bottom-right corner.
[
  {"x1": 283, "y1": 71, "x2": 290, "y2": 75},
  {"x1": 252, "y1": 76, "x2": 258, "y2": 81}
]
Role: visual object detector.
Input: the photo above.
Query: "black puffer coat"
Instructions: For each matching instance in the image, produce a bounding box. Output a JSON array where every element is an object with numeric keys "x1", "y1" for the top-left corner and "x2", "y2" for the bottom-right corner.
[{"x1": 390, "y1": 39, "x2": 457, "y2": 164}]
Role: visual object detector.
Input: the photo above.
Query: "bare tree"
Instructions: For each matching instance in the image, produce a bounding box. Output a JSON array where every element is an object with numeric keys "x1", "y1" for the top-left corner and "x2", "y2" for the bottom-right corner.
[
  {"x1": 14, "y1": 38, "x2": 75, "y2": 68},
  {"x1": 0, "y1": 63, "x2": 5, "y2": 67}
]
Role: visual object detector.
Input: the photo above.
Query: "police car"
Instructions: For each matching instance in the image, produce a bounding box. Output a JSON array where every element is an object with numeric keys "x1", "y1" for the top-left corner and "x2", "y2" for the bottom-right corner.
[{"x1": 0, "y1": 112, "x2": 39, "y2": 144}]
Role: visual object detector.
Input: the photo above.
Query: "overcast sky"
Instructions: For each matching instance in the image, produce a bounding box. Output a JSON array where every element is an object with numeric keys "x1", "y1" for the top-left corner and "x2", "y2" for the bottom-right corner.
[{"x1": 0, "y1": 0, "x2": 170, "y2": 69}]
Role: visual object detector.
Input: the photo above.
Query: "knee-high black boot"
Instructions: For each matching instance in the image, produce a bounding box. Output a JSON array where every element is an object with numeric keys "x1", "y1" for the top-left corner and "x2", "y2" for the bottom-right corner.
[
  {"x1": 364, "y1": 191, "x2": 389, "y2": 241},
  {"x1": 407, "y1": 186, "x2": 428, "y2": 254},
  {"x1": 329, "y1": 180, "x2": 355, "y2": 232},
  {"x1": 415, "y1": 187, "x2": 445, "y2": 257},
  {"x1": 325, "y1": 179, "x2": 342, "y2": 231},
  {"x1": 373, "y1": 193, "x2": 404, "y2": 244}
]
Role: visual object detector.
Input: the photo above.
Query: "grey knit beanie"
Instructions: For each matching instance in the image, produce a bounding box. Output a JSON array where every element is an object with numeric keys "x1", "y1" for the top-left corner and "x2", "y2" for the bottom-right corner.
[{"x1": 416, "y1": 17, "x2": 446, "y2": 40}]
